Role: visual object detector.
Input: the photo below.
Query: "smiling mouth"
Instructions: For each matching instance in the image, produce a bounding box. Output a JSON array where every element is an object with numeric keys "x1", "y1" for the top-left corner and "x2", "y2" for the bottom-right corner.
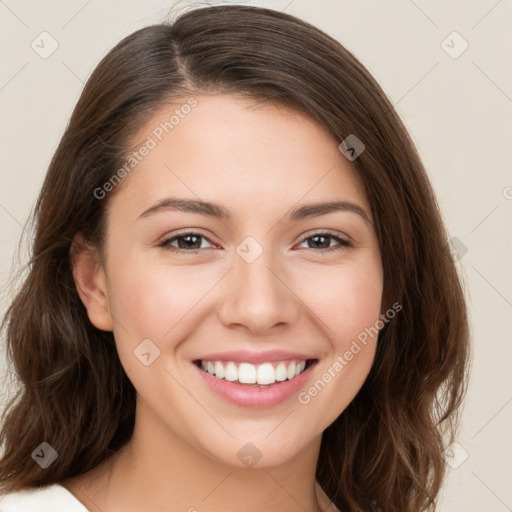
[{"x1": 193, "y1": 358, "x2": 318, "y2": 387}]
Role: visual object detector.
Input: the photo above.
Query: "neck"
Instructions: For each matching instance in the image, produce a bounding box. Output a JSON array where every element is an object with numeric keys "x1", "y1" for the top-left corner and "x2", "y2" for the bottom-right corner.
[{"x1": 64, "y1": 398, "x2": 335, "y2": 512}]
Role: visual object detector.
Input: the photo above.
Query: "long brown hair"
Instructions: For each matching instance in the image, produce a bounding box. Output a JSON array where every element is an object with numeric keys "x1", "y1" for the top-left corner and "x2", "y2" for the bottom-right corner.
[{"x1": 0, "y1": 5, "x2": 469, "y2": 511}]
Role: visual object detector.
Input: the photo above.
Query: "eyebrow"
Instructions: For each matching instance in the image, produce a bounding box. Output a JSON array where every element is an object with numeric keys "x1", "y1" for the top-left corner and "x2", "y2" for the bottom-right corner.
[{"x1": 137, "y1": 197, "x2": 371, "y2": 224}]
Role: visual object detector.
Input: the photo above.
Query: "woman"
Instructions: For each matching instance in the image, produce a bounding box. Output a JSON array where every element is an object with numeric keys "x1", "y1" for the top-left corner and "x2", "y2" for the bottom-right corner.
[{"x1": 0, "y1": 4, "x2": 469, "y2": 511}]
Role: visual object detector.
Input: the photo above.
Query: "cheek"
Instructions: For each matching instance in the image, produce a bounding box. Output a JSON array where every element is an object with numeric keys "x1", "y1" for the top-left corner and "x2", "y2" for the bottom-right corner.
[
  {"x1": 105, "y1": 255, "x2": 215, "y2": 386},
  {"x1": 307, "y1": 259, "x2": 383, "y2": 344},
  {"x1": 107, "y1": 251, "x2": 216, "y2": 338}
]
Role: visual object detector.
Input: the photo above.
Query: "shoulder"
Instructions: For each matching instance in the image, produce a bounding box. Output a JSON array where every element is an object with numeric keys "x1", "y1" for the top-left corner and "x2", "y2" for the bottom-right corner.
[{"x1": 0, "y1": 483, "x2": 88, "y2": 512}]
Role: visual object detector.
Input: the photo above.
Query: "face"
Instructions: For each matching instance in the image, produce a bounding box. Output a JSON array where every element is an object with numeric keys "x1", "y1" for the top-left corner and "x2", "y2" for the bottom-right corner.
[{"x1": 74, "y1": 94, "x2": 384, "y2": 469}]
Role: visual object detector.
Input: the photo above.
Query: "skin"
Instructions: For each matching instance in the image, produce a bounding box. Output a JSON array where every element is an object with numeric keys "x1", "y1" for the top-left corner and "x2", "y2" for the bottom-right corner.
[{"x1": 63, "y1": 93, "x2": 384, "y2": 512}]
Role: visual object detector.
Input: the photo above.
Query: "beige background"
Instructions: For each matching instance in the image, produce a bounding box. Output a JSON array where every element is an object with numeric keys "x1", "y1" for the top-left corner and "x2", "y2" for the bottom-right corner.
[{"x1": 1, "y1": 0, "x2": 511, "y2": 510}]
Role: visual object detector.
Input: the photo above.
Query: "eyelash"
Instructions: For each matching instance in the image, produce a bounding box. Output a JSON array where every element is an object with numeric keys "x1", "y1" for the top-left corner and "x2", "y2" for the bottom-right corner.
[{"x1": 157, "y1": 231, "x2": 351, "y2": 254}]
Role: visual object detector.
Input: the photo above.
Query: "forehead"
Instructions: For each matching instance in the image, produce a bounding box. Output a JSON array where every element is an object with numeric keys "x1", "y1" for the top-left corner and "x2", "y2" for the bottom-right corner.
[{"x1": 109, "y1": 93, "x2": 370, "y2": 220}]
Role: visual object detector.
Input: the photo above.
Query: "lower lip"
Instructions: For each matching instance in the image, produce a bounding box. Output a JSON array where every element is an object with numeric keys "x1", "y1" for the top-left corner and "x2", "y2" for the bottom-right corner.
[{"x1": 193, "y1": 361, "x2": 317, "y2": 408}]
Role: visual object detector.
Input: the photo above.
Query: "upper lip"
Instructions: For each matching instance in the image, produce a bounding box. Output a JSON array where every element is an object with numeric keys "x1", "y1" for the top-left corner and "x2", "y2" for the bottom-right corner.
[{"x1": 193, "y1": 350, "x2": 316, "y2": 365}]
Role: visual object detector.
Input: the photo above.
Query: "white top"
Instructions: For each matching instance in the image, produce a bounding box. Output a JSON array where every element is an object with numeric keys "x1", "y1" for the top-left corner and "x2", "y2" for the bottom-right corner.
[
  {"x1": 0, "y1": 483, "x2": 88, "y2": 511},
  {"x1": 0, "y1": 482, "x2": 340, "y2": 511}
]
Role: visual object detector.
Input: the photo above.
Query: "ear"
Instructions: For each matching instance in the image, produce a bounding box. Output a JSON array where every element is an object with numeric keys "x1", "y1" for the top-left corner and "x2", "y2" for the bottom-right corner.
[{"x1": 70, "y1": 232, "x2": 113, "y2": 332}]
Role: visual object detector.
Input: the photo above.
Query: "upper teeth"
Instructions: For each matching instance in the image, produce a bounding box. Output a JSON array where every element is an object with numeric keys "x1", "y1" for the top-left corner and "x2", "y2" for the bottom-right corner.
[{"x1": 200, "y1": 360, "x2": 307, "y2": 385}]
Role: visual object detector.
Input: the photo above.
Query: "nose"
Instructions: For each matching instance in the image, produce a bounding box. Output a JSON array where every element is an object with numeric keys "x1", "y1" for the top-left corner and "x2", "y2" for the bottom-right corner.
[{"x1": 216, "y1": 244, "x2": 301, "y2": 335}]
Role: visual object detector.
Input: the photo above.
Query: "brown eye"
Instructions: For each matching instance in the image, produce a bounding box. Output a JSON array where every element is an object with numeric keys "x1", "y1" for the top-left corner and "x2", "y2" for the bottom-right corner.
[
  {"x1": 158, "y1": 232, "x2": 215, "y2": 252},
  {"x1": 296, "y1": 232, "x2": 351, "y2": 252},
  {"x1": 158, "y1": 231, "x2": 351, "y2": 254}
]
